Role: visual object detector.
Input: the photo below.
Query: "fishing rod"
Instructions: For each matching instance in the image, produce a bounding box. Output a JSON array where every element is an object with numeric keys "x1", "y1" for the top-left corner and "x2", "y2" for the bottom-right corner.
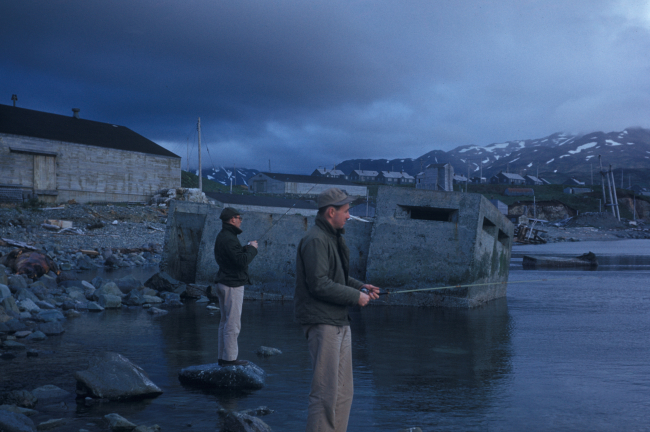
[{"x1": 364, "y1": 277, "x2": 581, "y2": 296}]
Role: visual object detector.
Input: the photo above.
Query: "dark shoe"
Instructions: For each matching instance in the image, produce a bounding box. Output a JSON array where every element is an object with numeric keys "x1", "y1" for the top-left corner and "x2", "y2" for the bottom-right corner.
[{"x1": 218, "y1": 359, "x2": 249, "y2": 366}]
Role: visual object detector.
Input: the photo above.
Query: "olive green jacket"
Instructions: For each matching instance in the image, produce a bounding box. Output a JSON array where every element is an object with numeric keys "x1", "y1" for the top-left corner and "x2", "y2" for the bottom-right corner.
[
  {"x1": 214, "y1": 222, "x2": 257, "y2": 286},
  {"x1": 294, "y1": 214, "x2": 364, "y2": 326}
]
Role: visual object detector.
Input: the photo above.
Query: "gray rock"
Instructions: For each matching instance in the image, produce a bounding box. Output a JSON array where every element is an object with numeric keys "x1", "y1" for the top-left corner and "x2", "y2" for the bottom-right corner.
[
  {"x1": 222, "y1": 411, "x2": 273, "y2": 432},
  {"x1": 65, "y1": 310, "x2": 81, "y2": 318},
  {"x1": 35, "y1": 310, "x2": 65, "y2": 323},
  {"x1": 123, "y1": 289, "x2": 145, "y2": 306},
  {"x1": 398, "y1": 428, "x2": 423, "y2": 432},
  {"x1": 3, "y1": 340, "x2": 26, "y2": 350},
  {"x1": 142, "y1": 295, "x2": 162, "y2": 304},
  {"x1": 33, "y1": 300, "x2": 55, "y2": 310},
  {"x1": 105, "y1": 255, "x2": 121, "y2": 267},
  {"x1": 38, "y1": 322, "x2": 65, "y2": 336},
  {"x1": 196, "y1": 295, "x2": 209, "y2": 303},
  {"x1": 1, "y1": 352, "x2": 17, "y2": 360},
  {"x1": 104, "y1": 413, "x2": 136, "y2": 431},
  {"x1": 17, "y1": 299, "x2": 40, "y2": 313},
  {"x1": 133, "y1": 425, "x2": 161, "y2": 432},
  {"x1": 36, "y1": 418, "x2": 66, "y2": 430},
  {"x1": 2, "y1": 296, "x2": 20, "y2": 314},
  {"x1": 144, "y1": 272, "x2": 186, "y2": 294},
  {"x1": 0, "y1": 405, "x2": 38, "y2": 416},
  {"x1": 37, "y1": 274, "x2": 58, "y2": 290},
  {"x1": 98, "y1": 294, "x2": 122, "y2": 309},
  {"x1": 114, "y1": 276, "x2": 142, "y2": 294},
  {"x1": 239, "y1": 407, "x2": 274, "y2": 417},
  {"x1": 67, "y1": 289, "x2": 86, "y2": 302},
  {"x1": 94, "y1": 282, "x2": 122, "y2": 300},
  {"x1": 178, "y1": 362, "x2": 265, "y2": 390},
  {"x1": 1, "y1": 390, "x2": 37, "y2": 408},
  {"x1": 0, "y1": 284, "x2": 11, "y2": 301},
  {"x1": 3, "y1": 319, "x2": 27, "y2": 332},
  {"x1": 14, "y1": 330, "x2": 31, "y2": 338},
  {"x1": 15, "y1": 288, "x2": 39, "y2": 303},
  {"x1": 255, "y1": 347, "x2": 282, "y2": 357},
  {"x1": 0, "y1": 409, "x2": 36, "y2": 432},
  {"x1": 25, "y1": 331, "x2": 47, "y2": 341},
  {"x1": 74, "y1": 352, "x2": 163, "y2": 400},
  {"x1": 31, "y1": 385, "x2": 70, "y2": 403},
  {"x1": 147, "y1": 307, "x2": 168, "y2": 315},
  {"x1": 7, "y1": 276, "x2": 28, "y2": 293},
  {"x1": 87, "y1": 302, "x2": 104, "y2": 312},
  {"x1": 18, "y1": 312, "x2": 31, "y2": 320},
  {"x1": 81, "y1": 280, "x2": 95, "y2": 291}
]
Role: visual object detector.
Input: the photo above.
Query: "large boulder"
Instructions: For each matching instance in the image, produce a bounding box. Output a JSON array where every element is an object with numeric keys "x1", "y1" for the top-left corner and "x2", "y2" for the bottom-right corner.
[
  {"x1": 74, "y1": 352, "x2": 163, "y2": 400},
  {"x1": 178, "y1": 362, "x2": 265, "y2": 390},
  {"x1": 144, "y1": 272, "x2": 186, "y2": 295},
  {"x1": 1, "y1": 296, "x2": 20, "y2": 314},
  {"x1": 38, "y1": 322, "x2": 65, "y2": 336},
  {"x1": 14, "y1": 289, "x2": 39, "y2": 303},
  {"x1": 30, "y1": 385, "x2": 70, "y2": 403},
  {"x1": 0, "y1": 409, "x2": 35, "y2": 432},
  {"x1": 7, "y1": 275, "x2": 28, "y2": 293},
  {"x1": 93, "y1": 282, "x2": 123, "y2": 300},
  {"x1": 0, "y1": 284, "x2": 11, "y2": 301},
  {"x1": 123, "y1": 289, "x2": 146, "y2": 306},
  {"x1": 3, "y1": 319, "x2": 28, "y2": 332},
  {"x1": 98, "y1": 294, "x2": 122, "y2": 309},
  {"x1": 104, "y1": 413, "x2": 136, "y2": 431},
  {"x1": 35, "y1": 310, "x2": 65, "y2": 323},
  {"x1": 17, "y1": 299, "x2": 40, "y2": 313},
  {"x1": 0, "y1": 390, "x2": 37, "y2": 408},
  {"x1": 114, "y1": 276, "x2": 142, "y2": 294},
  {"x1": 222, "y1": 411, "x2": 273, "y2": 432}
]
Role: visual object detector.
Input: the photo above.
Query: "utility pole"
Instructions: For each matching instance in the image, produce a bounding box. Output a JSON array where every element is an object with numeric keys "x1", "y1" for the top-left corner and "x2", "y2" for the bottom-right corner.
[
  {"x1": 610, "y1": 165, "x2": 620, "y2": 220},
  {"x1": 197, "y1": 117, "x2": 202, "y2": 192}
]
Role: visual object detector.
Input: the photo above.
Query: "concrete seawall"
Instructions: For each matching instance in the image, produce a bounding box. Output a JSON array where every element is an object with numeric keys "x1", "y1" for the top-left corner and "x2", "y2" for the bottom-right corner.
[{"x1": 161, "y1": 187, "x2": 514, "y2": 308}]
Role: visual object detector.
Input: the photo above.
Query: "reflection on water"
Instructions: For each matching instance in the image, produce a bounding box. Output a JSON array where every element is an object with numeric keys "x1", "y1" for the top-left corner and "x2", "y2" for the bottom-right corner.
[{"x1": 3, "y1": 268, "x2": 650, "y2": 431}]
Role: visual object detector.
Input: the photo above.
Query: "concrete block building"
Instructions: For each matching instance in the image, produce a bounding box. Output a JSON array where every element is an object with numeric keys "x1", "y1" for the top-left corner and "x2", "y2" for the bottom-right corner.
[
  {"x1": 0, "y1": 104, "x2": 180, "y2": 203},
  {"x1": 416, "y1": 163, "x2": 454, "y2": 191}
]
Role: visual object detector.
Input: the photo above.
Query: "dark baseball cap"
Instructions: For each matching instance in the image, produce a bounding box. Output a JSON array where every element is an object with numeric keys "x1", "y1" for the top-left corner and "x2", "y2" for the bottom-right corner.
[
  {"x1": 220, "y1": 207, "x2": 241, "y2": 221},
  {"x1": 317, "y1": 188, "x2": 355, "y2": 209}
]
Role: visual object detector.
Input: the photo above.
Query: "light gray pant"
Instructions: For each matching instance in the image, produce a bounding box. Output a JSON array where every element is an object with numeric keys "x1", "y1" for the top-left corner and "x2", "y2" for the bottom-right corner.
[
  {"x1": 303, "y1": 324, "x2": 354, "y2": 432},
  {"x1": 216, "y1": 283, "x2": 244, "y2": 361}
]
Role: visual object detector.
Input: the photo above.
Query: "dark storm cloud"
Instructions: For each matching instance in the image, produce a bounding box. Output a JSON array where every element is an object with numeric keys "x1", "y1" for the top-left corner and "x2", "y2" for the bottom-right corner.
[{"x1": 2, "y1": 0, "x2": 650, "y2": 173}]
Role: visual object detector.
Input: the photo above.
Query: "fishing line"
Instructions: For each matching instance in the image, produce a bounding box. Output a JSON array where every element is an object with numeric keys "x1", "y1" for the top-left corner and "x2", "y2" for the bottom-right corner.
[
  {"x1": 257, "y1": 183, "x2": 320, "y2": 241},
  {"x1": 375, "y1": 277, "x2": 582, "y2": 296}
]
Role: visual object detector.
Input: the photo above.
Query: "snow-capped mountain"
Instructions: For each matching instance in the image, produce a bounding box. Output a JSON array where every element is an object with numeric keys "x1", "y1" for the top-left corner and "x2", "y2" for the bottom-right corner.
[
  {"x1": 338, "y1": 128, "x2": 650, "y2": 185},
  {"x1": 197, "y1": 166, "x2": 260, "y2": 186}
]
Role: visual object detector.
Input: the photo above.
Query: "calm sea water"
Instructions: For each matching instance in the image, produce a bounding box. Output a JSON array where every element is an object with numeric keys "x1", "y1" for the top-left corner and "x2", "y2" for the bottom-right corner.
[{"x1": 3, "y1": 247, "x2": 650, "y2": 431}]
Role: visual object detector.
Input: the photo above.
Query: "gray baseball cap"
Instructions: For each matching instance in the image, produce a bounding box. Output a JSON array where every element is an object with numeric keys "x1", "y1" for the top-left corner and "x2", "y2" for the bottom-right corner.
[{"x1": 317, "y1": 188, "x2": 355, "y2": 209}]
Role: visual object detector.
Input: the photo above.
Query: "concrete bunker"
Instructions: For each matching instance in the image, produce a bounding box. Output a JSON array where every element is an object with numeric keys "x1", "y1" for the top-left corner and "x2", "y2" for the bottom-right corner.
[{"x1": 161, "y1": 186, "x2": 513, "y2": 308}]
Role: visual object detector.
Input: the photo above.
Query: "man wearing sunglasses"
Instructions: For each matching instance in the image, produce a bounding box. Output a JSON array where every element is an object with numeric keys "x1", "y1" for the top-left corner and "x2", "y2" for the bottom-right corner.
[{"x1": 214, "y1": 207, "x2": 258, "y2": 366}]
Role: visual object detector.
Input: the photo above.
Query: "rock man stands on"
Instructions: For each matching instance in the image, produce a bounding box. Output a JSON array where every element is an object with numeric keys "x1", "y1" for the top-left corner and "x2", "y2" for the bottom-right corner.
[
  {"x1": 294, "y1": 188, "x2": 380, "y2": 432},
  {"x1": 214, "y1": 207, "x2": 258, "y2": 367}
]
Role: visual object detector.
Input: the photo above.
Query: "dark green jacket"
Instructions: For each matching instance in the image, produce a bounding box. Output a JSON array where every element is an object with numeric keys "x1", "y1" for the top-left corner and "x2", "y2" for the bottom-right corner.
[
  {"x1": 294, "y1": 214, "x2": 364, "y2": 326},
  {"x1": 214, "y1": 222, "x2": 258, "y2": 287}
]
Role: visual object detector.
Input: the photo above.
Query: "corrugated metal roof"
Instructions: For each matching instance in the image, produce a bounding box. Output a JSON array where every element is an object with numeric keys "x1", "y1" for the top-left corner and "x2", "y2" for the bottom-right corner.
[
  {"x1": 0, "y1": 104, "x2": 179, "y2": 158},
  {"x1": 351, "y1": 170, "x2": 379, "y2": 176}
]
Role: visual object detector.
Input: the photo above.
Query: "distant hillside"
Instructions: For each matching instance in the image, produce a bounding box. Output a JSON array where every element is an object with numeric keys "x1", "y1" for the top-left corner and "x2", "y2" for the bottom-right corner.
[{"x1": 336, "y1": 128, "x2": 650, "y2": 187}]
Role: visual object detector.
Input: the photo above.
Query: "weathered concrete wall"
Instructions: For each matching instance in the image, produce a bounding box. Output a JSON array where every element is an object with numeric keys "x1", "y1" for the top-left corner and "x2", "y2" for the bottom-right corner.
[
  {"x1": 365, "y1": 187, "x2": 513, "y2": 307},
  {"x1": 163, "y1": 187, "x2": 513, "y2": 308},
  {"x1": 0, "y1": 133, "x2": 180, "y2": 203},
  {"x1": 162, "y1": 201, "x2": 372, "y2": 295}
]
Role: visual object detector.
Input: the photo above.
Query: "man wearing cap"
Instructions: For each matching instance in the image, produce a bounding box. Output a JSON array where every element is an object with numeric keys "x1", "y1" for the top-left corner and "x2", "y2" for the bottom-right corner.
[
  {"x1": 214, "y1": 207, "x2": 258, "y2": 367},
  {"x1": 295, "y1": 188, "x2": 380, "y2": 432}
]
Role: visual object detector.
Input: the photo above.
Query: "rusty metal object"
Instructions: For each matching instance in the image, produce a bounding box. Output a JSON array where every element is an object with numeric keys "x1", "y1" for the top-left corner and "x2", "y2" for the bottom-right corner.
[{"x1": 0, "y1": 248, "x2": 60, "y2": 278}]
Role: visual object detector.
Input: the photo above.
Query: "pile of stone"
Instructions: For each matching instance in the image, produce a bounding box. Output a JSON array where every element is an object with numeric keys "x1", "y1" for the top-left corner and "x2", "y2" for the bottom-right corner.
[{"x1": 149, "y1": 188, "x2": 212, "y2": 206}]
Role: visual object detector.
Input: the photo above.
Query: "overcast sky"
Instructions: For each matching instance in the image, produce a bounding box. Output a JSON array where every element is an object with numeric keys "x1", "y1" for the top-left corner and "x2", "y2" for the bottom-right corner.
[{"x1": 2, "y1": 0, "x2": 650, "y2": 173}]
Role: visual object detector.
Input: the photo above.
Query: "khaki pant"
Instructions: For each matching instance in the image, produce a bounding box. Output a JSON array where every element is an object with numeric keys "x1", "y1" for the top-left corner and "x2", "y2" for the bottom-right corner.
[
  {"x1": 303, "y1": 324, "x2": 353, "y2": 432},
  {"x1": 215, "y1": 283, "x2": 244, "y2": 361}
]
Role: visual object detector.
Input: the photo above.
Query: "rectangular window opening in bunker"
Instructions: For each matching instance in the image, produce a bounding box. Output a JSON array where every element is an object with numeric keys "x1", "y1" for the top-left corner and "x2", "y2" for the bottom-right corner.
[
  {"x1": 396, "y1": 205, "x2": 459, "y2": 222},
  {"x1": 482, "y1": 217, "x2": 497, "y2": 237},
  {"x1": 498, "y1": 229, "x2": 510, "y2": 246}
]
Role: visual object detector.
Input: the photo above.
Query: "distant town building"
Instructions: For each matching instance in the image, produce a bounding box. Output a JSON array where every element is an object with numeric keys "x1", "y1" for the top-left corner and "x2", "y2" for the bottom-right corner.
[
  {"x1": 205, "y1": 192, "x2": 318, "y2": 216},
  {"x1": 563, "y1": 187, "x2": 592, "y2": 194},
  {"x1": 453, "y1": 174, "x2": 468, "y2": 185},
  {"x1": 489, "y1": 199, "x2": 508, "y2": 215},
  {"x1": 563, "y1": 177, "x2": 585, "y2": 186},
  {"x1": 631, "y1": 185, "x2": 650, "y2": 195},
  {"x1": 490, "y1": 172, "x2": 526, "y2": 185},
  {"x1": 311, "y1": 167, "x2": 347, "y2": 179},
  {"x1": 249, "y1": 172, "x2": 367, "y2": 197},
  {"x1": 377, "y1": 170, "x2": 415, "y2": 185},
  {"x1": 525, "y1": 175, "x2": 543, "y2": 186},
  {"x1": 416, "y1": 163, "x2": 454, "y2": 191},
  {"x1": 540, "y1": 178, "x2": 552, "y2": 185},
  {"x1": 471, "y1": 176, "x2": 487, "y2": 184},
  {"x1": 348, "y1": 169, "x2": 379, "y2": 182},
  {"x1": 503, "y1": 188, "x2": 534, "y2": 197},
  {"x1": 0, "y1": 104, "x2": 180, "y2": 204}
]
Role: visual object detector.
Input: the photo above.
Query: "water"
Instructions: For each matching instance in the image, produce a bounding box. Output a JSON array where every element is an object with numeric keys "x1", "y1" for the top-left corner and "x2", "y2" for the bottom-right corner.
[{"x1": 3, "y1": 243, "x2": 650, "y2": 431}]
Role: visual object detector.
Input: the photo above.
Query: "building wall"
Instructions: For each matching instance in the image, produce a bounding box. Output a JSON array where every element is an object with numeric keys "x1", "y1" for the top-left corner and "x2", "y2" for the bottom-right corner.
[
  {"x1": 0, "y1": 133, "x2": 181, "y2": 203},
  {"x1": 249, "y1": 174, "x2": 367, "y2": 197},
  {"x1": 416, "y1": 165, "x2": 454, "y2": 191},
  {"x1": 211, "y1": 200, "x2": 318, "y2": 216}
]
